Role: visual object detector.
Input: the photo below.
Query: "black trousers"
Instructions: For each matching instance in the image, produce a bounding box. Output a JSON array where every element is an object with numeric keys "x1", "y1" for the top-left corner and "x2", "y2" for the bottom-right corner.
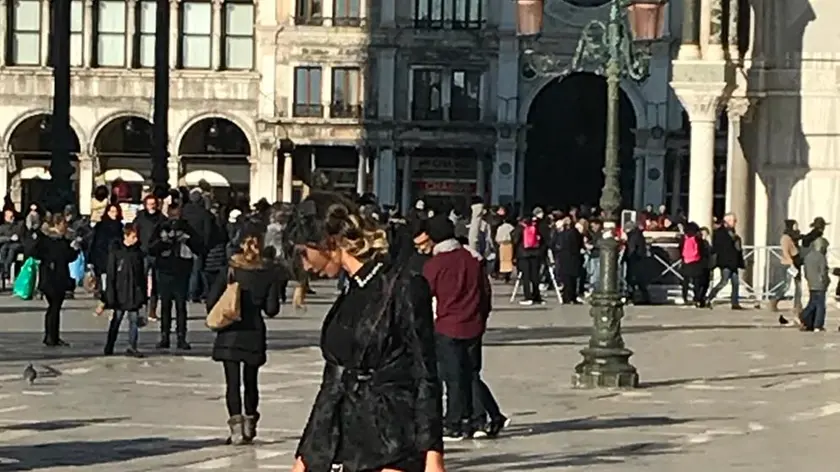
[
  {"x1": 158, "y1": 270, "x2": 190, "y2": 340},
  {"x1": 436, "y1": 334, "x2": 475, "y2": 430},
  {"x1": 222, "y1": 361, "x2": 260, "y2": 417},
  {"x1": 44, "y1": 293, "x2": 65, "y2": 344},
  {"x1": 519, "y1": 257, "x2": 542, "y2": 302},
  {"x1": 560, "y1": 274, "x2": 578, "y2": 303}
]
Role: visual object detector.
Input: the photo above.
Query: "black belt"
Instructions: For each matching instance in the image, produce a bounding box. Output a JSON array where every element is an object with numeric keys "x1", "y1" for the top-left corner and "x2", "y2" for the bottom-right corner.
[{"x1": 325, "y1": 363, "x2": 374, "y2": 394}]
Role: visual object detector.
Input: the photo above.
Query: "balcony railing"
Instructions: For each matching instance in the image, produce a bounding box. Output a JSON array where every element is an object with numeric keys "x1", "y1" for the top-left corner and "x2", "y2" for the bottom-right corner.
[
  {"x1": 330, "y1": 103, "x2": 362, "y2": 119},
  {"x1": 295, "y1": 15, "x2": 324, "y2": 26},
  {"x1": 411, "y1": 105, "x2": 445, "y2": 121},
  {"x1": 411, "y1": 18, "x2": 483, "y2": 30},
  {"x1": 332, "y1": 16, "x2": 363, "y2": 27},
  {"x1": 449, "y1": 105, "x2": 481, "y2": 122},
  {"x1": 293, "y1": 103, "x2": 324, "y2": 118}
]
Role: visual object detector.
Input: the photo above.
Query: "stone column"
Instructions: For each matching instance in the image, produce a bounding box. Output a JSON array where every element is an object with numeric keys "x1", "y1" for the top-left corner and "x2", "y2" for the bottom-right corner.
[
  {"x1": 77, "y1": 154, "x2": 94, "y2": 216},
  {"x1": 492, "y1": 141, "x2": 516, "y2": 205},
  {"x1": 167, "y1": 155, "x2": 180, "y2": 189},
  {"x1": 725, "y1": 97, "x2": 751, "y2": 240},
  {"x1": 643, "y1": 149, "x2": 667, "y2": 207},
  {"x1": 371, "y1": 150, "x2": 380, "y2": 199},
  {"x1": 727, "y1": 0, "x2": 739, "y2": 60},
  {"x1": 83, "y1": 0, "x2": 94, "y2": 66},
  {"x1": 680, "y1": 0, "x2": 701, "y2": 59},
  {"x1": 321, "y1": 0, "x2": 333, "y2": 26},
  {"x1": 476, "y1": 156, "x2": 486, "y2": 200},
  {"x1": 0, "y1": 0, "x2": 6, "y2": 66},
  {"x1": 375, "y1": 148, "x2": 397, "y2": 206},
  {"x1": 633, "y1": 149, "x2": 645, "y2": 210},
  {"x1": 677, "y1": 92, "x2": 722, "y2": 229},
  {"x1": 670, "y1": 152, "x2": 683, "y2": 213},
  {"x1": 0, "y1": 152, "x2": 9, "y2": 199},
  {"x1": 356, "y1": 148, "x2": 367, "y2": 195},
  {"x1": 249, "y1": 160, "x2": 262, "y2": 204},
  {"x1": 211, "y1": 0, "x2": 222, "y2": 70},
  {"x1": 400, "y1": 153, "x2": 412, "y2": 213},
  {"x1": 702, "y1": 0, "x2": 724, "y2": 60},
  {"x1": 169, "y1": 0, "x2": 179, "y2": 68},
  {"x1": 281, "y1": 152, "x2": 293, "y2": 203},
  {"x1": 40, "y1": 0, "x2": 50, "y2": 65},
  {"x1": 126, "y1": 0, "x2": 137, "y2": 68}
]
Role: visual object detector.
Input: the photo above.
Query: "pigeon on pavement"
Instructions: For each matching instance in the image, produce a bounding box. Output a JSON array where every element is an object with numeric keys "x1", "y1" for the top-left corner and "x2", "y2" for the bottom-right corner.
[{"x1": 22, "y1": 364, "x2": 36, "y2": 385}]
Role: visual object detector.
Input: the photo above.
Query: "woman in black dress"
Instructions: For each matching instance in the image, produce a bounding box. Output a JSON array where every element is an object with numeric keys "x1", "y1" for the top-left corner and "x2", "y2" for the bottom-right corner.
[{"x1": 287, "y1": 191, "x2": 445, "y2": 472}]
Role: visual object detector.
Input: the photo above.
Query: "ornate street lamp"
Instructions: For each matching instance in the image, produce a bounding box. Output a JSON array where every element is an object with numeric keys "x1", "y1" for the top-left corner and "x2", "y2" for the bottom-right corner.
[{"x1": 515, "y1": 0, "x2": 669, "y2": 388}]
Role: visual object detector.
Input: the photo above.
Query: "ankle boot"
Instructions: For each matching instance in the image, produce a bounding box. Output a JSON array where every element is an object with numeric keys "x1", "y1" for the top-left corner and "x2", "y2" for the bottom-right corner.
[
  {"x1": 243, "y1": 413, "x2": 260, "y2": 443},
  {"x1": 226, "y1": 415, "x2": 245, "y2": 445},
  {"x1": 156, "y1": 334, "x2": 170, "y2": 349}
]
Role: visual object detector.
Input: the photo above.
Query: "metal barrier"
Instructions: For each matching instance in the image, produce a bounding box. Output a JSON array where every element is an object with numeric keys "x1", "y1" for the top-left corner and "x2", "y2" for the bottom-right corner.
[{"x1": 645, "y1": 243, "x2": 840, "y2": 302}]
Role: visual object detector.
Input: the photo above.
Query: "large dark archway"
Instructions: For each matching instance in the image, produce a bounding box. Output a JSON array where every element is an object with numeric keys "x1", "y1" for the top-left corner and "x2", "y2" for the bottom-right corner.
[
  {"x1": 524, "y1": 73, "x2": 637, "y2": 211},
  {"x1": 178, "y1": 117, "x2": 251, "y2": 205}
]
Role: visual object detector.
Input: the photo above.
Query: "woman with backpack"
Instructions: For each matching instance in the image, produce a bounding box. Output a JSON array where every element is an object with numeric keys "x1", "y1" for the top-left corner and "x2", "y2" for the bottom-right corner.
[{"x1": 679, "y1": 222, "x2": 709, "y2": 307}]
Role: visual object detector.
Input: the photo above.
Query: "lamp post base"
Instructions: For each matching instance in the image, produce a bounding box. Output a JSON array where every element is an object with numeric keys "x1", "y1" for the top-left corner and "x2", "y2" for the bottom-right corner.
[
  {"x1": 572, "y1": 346, "x2": 639, "y2": 389},
  {"x1": 571, "y1": 289, "x2": 640, "y2": 389}
]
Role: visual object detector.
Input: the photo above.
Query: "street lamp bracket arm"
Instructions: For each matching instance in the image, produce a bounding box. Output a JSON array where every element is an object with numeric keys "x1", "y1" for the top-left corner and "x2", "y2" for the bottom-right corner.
[{"x1": 522, "y1": 8, "x2": 653, "y2": 83}]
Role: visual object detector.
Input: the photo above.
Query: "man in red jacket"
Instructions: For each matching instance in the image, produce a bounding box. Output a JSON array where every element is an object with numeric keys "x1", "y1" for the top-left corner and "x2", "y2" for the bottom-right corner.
[{"x1": 423, "y1": 215, "x2": 504, "y2": 440}]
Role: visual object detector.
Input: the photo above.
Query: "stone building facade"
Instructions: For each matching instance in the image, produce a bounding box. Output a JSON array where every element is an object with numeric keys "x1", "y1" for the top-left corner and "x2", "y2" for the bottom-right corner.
[{"x1": 0, "y1": 0, "x2": 523, "y2": 214}]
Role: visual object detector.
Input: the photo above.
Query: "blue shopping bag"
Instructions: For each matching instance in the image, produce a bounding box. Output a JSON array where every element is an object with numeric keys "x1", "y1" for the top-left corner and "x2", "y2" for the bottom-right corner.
[
  {"x1": 69, "y1": 253, "x2": 85, "y2": 286},
  {"x1": 13, "y1": 257, "x2": 39, "y2": 300}
]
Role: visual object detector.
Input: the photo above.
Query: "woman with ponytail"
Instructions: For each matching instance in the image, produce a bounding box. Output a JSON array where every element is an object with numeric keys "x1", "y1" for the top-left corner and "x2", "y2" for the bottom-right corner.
[
  {"x1": 206, "y1": 223, "x2": 282, "y2": 445},
  {"x1": 287, "y1": 191, "x2": 445, "y2": 472}
]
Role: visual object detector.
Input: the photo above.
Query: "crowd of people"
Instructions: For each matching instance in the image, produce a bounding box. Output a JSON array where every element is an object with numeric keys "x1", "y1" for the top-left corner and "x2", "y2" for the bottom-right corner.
[{"x1": 4, "y1": 181, "x2": 524, "y2": 471}]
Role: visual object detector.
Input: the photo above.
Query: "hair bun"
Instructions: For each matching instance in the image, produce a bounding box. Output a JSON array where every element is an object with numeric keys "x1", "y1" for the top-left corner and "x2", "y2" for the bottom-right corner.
[{"x1": 324, "y1": 203, "x2": 351, "y2": 236}]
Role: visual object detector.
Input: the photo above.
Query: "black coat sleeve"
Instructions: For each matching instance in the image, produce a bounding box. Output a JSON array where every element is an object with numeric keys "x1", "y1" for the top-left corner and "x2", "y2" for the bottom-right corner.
[
  {"x1": 407, "y1": 275, "x2": 443, "y2": 453},
  {"x1": 263, "y1": 276, "x2": 281, "y2": 318},
  {"x1": 104, "y1": 248, "x2": 118, "y2": 308}
]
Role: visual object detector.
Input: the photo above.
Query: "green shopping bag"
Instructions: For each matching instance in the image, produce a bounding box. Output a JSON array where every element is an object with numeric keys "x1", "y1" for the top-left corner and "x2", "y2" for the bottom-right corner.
[{"x1": 13, "y1": 257, "x2": 39, "y2": 300}]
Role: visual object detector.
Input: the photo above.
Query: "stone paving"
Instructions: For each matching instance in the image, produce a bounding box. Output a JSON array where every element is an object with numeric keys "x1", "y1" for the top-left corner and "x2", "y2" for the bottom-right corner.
[{"x1": 0, "y1": 283, "x2": 837, "y2": 471}]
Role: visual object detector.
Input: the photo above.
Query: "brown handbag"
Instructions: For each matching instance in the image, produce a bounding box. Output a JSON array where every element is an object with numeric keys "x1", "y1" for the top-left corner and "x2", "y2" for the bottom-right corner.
[{"x1": 206, "y1": 269, "x2": 241, "y2": 331}]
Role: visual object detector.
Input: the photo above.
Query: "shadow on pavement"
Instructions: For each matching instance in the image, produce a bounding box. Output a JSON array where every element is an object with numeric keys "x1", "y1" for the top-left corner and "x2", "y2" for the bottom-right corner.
[
  {"x1": 0, "y1": 329, "x2": 320, "y2": 364},
  {"x1": 484, "y1": 324, "x2": 764, "y2": 346},
  {"x1": 504, "y1": 415, "x2": 707, "y2": 438},
  {"x1": 448, "y1": 441, "x2": 678, "y2": 471},
  {"x1": 0, "y1": 417, "x2": 129, "y2": 432},
  {"x1": 642, "y1": 368, "x2": 840, "y2": 389},
  {"x1": 0, "y1": 437, "x2": 218, "y2": 470}
]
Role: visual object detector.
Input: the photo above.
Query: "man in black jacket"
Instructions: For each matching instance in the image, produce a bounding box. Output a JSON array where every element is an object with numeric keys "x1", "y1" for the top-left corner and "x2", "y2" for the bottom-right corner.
[
  {"x1": 148, "y1": 203, "x2": 205, "y2": 350},
  {"x1": 133, "y1": 195, "x2": 165, "y2": 319},
  {"x1": 511, "y1": 207, "x2": 551, "y2": 305},
  {"x1": 182, "y1": 189, "x2": 214, "y2": 302},
  {"x1": 706, "y1": 212, "x2": 746, "y2": 309}
]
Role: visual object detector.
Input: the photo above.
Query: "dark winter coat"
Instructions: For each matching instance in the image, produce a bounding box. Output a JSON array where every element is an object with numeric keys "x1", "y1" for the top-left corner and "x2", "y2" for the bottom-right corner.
[
  {"x1": 204, "y1": 221, "x2": 229, "y2": 276},
  {"x1": 147, "y1": 218, "x2": 205, "y2": 275},
  {"x1": 711, "y1": 226, "x2": 745, "y2": 270},
  {"x1": 512, "y1": 218, "x2": 551, "y2": 259},
  {"x1": 0, "y1": 220, "x2": 23, "y2": 244},
  {"x1": 182, "y1": 198, "x2": 214, "y2": 249},
  {"x1": 295, "y1": 263, "x2": 442, "y2": 472},
  {"x1": 133, "y1": 209, "x2": 165, "y2": 255},
  {"x1": 552, "y1": 229, "x2": 584, "y2": 277},
  {"x1": 24, "y1": 226, "x2": 79, "y2": 297},
  {"x1": 206, "y1": 254, "x2": 282, "y2": 367},
  {"x1": 89, "y1": 218, "x2": 123, "y2": 275},
  {"x1": 105, "y1": 241, "x2": 147, "y2": 311}
]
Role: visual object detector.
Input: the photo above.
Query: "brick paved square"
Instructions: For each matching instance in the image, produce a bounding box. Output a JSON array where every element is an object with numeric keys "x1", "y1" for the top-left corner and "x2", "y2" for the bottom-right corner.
[{"x1": 0, "y1": 285, "x2": 836, "y2": 471}]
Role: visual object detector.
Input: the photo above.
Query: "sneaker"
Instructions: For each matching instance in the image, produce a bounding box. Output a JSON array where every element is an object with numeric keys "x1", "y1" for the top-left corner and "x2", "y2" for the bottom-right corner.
[
  {"x1": 484, "y1": 415, "x2": 511, "y2": 438},
  {"x1": 442, "y1": 426, "x2": 467, "y2": 442},
  {"x1": 125, "y1": 347, "x2": 145, "y2": 358},
  {"x1": 519, "y1": 300, "x2": 534, "y2": 306}
]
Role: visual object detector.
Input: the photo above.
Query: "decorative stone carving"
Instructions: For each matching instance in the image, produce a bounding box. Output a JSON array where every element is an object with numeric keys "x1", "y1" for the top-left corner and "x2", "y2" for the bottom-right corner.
[
  {"x1": 726, "y1": 97, "x2": 752, "y2": 121},
  {"x1": 675, "y1": 91, "x2": 724, "y2": 122}
]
